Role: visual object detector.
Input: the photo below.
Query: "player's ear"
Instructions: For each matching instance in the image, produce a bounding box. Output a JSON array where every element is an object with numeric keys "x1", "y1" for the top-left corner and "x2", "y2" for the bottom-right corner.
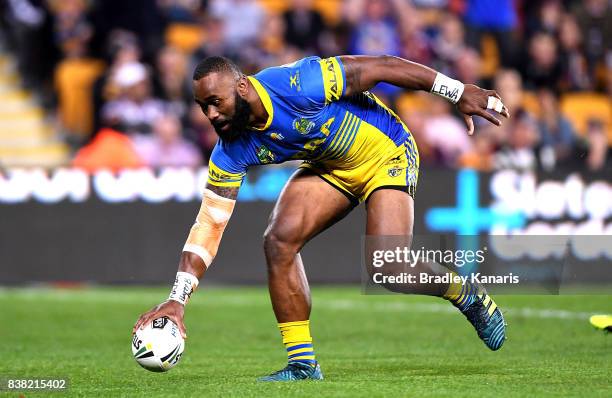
[{"x1": 237, "y1": 75, "x2": 248, "y2": 99}]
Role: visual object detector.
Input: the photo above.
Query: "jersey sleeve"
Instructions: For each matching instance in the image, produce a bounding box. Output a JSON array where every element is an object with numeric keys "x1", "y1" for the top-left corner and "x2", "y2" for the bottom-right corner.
[
  {"x1": 207, "y1": 142, "x2": 248, "y2": 188},
  {"x1": 255, "y1": 56, "x2": 347, "y2": 112},
  {"x1": 298, "y1": 56, "x2": 346, "y2": 107}
]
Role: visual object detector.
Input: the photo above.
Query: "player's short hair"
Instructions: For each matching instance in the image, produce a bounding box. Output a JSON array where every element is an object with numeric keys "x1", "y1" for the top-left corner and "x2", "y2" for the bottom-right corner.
[{"x1": 193, "y1": 56, "x2": 242, "y2": 80}]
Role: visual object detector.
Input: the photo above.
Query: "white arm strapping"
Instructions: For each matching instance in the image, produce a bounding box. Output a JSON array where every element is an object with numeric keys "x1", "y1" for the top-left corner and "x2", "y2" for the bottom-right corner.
[{"x1": 182, "y1": 188, "x2": 236, "y2": 268}]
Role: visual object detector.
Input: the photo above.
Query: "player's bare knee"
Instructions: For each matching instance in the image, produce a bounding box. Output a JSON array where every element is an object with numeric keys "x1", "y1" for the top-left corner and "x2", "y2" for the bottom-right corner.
[{"x1": 263, "y1": 225, "x2": 302, "y2": 262}]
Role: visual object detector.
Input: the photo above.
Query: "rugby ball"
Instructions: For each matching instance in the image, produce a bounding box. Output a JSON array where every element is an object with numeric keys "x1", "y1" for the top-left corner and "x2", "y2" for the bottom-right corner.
[{"x1": 132, "y1": 317, "x2": 184, "y2": 372}]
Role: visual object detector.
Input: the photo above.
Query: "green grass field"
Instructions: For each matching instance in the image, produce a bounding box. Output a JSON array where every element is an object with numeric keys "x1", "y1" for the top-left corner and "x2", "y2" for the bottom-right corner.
[{"x1": 1, "y1": 286, "x2": 610, "y2": 397}]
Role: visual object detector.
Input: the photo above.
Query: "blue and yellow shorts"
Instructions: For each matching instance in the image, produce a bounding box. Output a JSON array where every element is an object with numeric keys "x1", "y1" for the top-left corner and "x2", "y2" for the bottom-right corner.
[{"x1": 300, "y1": 120, "x2": 419, "y2": 206}]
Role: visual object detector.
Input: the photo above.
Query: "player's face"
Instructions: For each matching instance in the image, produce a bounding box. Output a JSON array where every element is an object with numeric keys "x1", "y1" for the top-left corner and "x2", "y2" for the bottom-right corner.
[{"x1": 193, "y1": 72, "x2": 251, "y2": 141}]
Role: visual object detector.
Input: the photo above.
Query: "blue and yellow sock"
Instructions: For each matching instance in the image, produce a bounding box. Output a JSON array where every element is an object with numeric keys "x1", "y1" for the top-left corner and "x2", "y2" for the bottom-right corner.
[
  {"x1": 278, "y1": 320, "x2": 317, "y2": 367},
  {"x1": 443, "y1": 275, "x2": 480, "y2": 311}
]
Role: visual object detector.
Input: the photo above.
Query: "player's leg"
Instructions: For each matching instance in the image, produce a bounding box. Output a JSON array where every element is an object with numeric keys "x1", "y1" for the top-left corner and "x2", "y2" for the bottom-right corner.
[
  {"x1": 365, "y1": 189, "x2": 506, "y2": 351},
  {"x1": 264, "y1": 168, "x2": 355, "y2": 322},
  {"x1": 365, "y1": 189, "x2": 448, "y2": 295},
  {"x1": 259, "y1": 168, "x2": 355, "y2": 381}
]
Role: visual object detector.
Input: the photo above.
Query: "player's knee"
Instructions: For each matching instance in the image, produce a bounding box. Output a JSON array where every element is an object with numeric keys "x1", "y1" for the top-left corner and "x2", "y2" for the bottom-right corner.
[{"x1": 262, "y1": 224, "x2": 302, "y2": 261}]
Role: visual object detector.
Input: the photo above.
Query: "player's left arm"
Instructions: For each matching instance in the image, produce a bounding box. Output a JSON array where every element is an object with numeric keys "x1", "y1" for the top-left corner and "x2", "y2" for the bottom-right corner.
[{"x1": 339, "y1": 55, "x2": 510, "y2": 135}]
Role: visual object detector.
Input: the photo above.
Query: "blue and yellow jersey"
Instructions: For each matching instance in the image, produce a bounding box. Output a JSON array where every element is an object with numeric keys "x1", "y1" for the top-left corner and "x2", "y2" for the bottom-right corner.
[{"x1": 208, "y1": 56, "x2": 419, "y2": 200}]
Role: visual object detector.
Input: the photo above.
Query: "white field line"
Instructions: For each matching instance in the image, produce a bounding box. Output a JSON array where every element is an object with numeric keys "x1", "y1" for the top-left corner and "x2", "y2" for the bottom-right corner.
[
  {"x1": 318, "y1": 299, "x2": 595, "y2": 320},
  {"x1": 0, "y1": 288, "x2": 602, "y2": 320}
]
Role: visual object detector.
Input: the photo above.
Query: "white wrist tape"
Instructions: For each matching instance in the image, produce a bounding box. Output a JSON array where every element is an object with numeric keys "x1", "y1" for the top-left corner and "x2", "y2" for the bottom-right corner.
[
  {"x1": 168, "y1": 271, "x2": 199, "y2": 305},
  {"x1": 431, "y1": 73, "x2": 465, "y2": 104}
]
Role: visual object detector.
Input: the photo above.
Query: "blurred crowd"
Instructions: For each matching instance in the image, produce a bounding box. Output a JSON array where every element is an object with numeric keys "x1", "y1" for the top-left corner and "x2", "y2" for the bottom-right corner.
[{"x1": 1, "y1": 0, "x2": 611, "y2": 172}]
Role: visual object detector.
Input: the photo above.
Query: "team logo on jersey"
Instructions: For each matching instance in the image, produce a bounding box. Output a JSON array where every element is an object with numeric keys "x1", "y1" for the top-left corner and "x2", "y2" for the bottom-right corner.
[
  {"x1": 293, "y1": 118, "x2": 315, "y2": 135},
  {"x1": 388, "y1": 166, "x2": 403, "y2": 177},
  {"x1": 269, "y1": 132, "x2": 284, "y2": 141},
  {"x1": 289, "y1": 71, "x2": 301, "y2": 91},
  {"x1": 256, "y1": 145, "x2": 275, "y2": 164}
]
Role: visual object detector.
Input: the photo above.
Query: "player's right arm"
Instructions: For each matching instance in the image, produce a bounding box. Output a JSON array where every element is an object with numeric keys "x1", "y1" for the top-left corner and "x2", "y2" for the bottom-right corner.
[
  {"x1": 132, "y1": 184, "x2": 239, "y2": 339},
  {"x1": 178, "y1": 185, "x2": 239, "y2": 277},
  {"x1": 133, "y1": 145, "x2": 246, "y2": 338}
]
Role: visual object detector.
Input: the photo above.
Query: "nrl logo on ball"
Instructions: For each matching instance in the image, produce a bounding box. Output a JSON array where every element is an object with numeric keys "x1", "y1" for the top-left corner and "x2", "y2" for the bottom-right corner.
[{"x1": 152, "y1": 317, "x2": 168, "y2": 329}]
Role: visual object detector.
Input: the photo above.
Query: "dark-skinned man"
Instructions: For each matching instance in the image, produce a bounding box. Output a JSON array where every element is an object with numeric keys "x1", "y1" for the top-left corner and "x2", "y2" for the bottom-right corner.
[{"x1": 134, "y1": 54, "x2": 510, "y2": 381}]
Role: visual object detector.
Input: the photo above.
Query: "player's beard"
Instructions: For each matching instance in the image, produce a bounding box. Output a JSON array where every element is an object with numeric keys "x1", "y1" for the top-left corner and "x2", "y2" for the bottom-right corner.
[{"x1": 213, "y1": 92, "x2": 251, "y2": 141}]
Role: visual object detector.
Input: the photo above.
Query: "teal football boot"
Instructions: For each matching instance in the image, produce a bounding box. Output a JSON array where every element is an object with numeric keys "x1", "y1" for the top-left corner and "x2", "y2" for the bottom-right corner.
[
  {"x1": 257, "y1": 362, "x2": 323, "y2": 382},
  {"x1": 458, "y1": 291, "x2": 507, "y2": 351}
]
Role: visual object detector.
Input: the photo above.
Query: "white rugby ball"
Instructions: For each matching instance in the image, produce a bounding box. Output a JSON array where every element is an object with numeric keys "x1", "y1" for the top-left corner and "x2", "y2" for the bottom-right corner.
[{"x1": 132, "y1": 317, "x2": 185, "y2": 372}]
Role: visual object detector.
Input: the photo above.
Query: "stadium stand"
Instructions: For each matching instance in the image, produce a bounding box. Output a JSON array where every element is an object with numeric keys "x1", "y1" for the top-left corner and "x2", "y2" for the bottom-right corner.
[
  {"x1": 0, "y1": 49, "x2": 68, "y2": 167},
  {"x1": 560, "y1": 93, "x2": 612, "y2": 143},
  {"x1": 0, "y1": 0, "x2": 609, "y2": 171}
]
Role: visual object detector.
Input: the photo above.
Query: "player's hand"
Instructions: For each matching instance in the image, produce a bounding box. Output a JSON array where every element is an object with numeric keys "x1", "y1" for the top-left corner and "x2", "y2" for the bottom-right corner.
[
  {"x1": 133, "y1": 300, "x2": 187, "y2": 339},
  {"x1": 457, "y1": 84, "x2": 510, "y2": 135}
]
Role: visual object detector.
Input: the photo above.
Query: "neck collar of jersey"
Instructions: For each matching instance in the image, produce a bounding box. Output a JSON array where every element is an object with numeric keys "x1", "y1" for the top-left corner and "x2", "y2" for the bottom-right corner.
[{"x1": 247, "y1": 76, "x2": 273, "y2": 131}]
